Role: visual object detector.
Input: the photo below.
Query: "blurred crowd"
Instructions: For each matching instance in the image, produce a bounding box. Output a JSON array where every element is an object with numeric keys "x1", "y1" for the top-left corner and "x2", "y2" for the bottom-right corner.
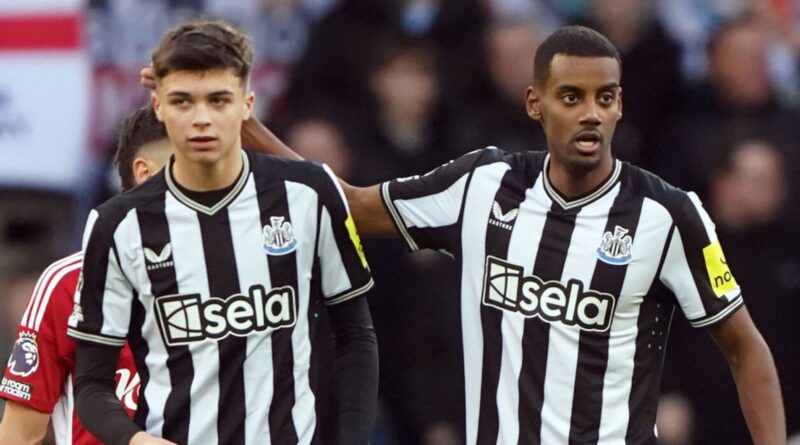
[{"x1": 2, "y1": 0, "x2": 800, "y2": 443}]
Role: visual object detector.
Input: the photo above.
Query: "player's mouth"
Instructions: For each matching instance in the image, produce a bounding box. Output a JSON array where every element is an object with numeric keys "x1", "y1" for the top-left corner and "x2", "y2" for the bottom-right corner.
[
  {"x1": 188, "y1": 136, "x2": 218, "y2": 149},
  {"x1": 574, "y1": 131, "x2": 602, "y2": 154}
]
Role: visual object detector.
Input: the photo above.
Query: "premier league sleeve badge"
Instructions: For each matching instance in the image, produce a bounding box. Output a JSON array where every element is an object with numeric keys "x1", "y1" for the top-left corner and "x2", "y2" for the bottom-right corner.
[{"x1": 7, "y1": 331, "x2": 40, "y2": 377}]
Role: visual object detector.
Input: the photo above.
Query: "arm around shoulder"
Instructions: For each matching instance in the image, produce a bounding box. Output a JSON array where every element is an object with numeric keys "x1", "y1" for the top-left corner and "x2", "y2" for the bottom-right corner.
[
  {"x1": 709, "y1": 306, "x2": 785, "y2": 444},
  {"x1": 339, "y1": 183, "x2": 397, "y2": 238}
]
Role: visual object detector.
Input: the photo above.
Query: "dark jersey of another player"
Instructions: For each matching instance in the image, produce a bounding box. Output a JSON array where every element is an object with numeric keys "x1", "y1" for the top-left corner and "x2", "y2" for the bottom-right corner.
[
  {"x1": 381, "y1": 148, "x2": 743, "y2": 444},
  {"x1": 1, "y1": 252, "x2": 138, "y2": 445},
  {"x1": 67, "y1": 151, "x2": 373, "y2": 445}
]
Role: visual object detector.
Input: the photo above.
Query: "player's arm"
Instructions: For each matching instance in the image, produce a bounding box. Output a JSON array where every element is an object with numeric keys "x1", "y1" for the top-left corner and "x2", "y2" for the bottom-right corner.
[
  {"x1": 74, "y1": 343, "x2": 176, "y2": 445},
  {"x1": 241, "y1": 117, "x2": 396, "y2": 236},
  {"x1": 0, "y1": 400, "x2": 50, "y2": 444},
  {"x1": 327, "y1": 297, "x2": 378, "y2": 445},
  {"x1": 709, "y1": 307, "x2": 785, "y2": 444},
  {"x1": 316, "y1": 166, "x2": 378, "y2": 443}
]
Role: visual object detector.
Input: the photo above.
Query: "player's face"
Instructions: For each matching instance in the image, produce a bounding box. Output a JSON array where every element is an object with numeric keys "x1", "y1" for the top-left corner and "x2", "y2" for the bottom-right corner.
[
  {"x1": 526, "y1": 55, "x2": 621, "y2": 177},
  {"x1": 152, "y1": 69, "x2": 253, "y2": 166}
]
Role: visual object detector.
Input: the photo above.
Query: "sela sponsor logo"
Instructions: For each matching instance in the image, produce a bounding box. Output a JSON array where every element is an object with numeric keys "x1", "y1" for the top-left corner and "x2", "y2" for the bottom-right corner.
[
  {"x1": 489, "y1": 201, "x2": 519, "y2": 231},
  {"x1": 263, "y1": 216, "x2": 298, "y2": 256},
  {"x1": 144, "y1": 243, "x2": 174, "y2": 271},
  {"x1": 482, "y1": 256, "x2": 616, "y2": 331},
  {"x1": 0, "y1": 377, "x2": 32, "y2": 401},
  {"x1": 597, "y1": 225, "x2": 633, "y2": 265},
  {"x1": 7, "y1": 332, "x2": 39, "y2": 377},
  {"x1": 154, "y1": 285, "x2": 297, "y2": 346},
  {"x1": 115, "y1": 369, "x2": 140, "y2": 411}
]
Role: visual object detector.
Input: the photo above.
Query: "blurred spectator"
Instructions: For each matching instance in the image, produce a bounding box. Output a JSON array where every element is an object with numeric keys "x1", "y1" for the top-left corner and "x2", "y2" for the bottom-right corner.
[
  {"x1": 656, "y1": 392, "x2": 694, "y2": 445},
  {"x1": 345, "y1": 35, "x2": 450, "y2": 184},
  {"x1": 658, "y1": 0, "x2": 800, "y2": 98},
  {"x1": 283, "y1": 0, "x2": 486, "y2": 123},
  {"x1": 583, "y1": 0, "x2": 685, "y2": 170},
  {"x1": 709, "y1": 139, "x2": 786, "y2": 231},
  {"x1": 285, "y1": 117, "x2": 353, "y2": 180},
  {"x1": 444, "y1": 18, "x2": 547, "y2": 154},
  {"x1": 657, "y1": 16, "x2": 800, "y2": 200}
]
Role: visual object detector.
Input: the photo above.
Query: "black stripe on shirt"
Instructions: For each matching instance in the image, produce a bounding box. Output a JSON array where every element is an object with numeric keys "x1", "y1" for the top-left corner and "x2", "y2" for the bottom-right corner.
[
  {"x1": 255, "y1": 176, "x2": 301, "y2": 444},
  {"x1": 198, "y1": 210, "x2": 246, "y2": 445},
  {"x1": 129, "y1": 290, "x2": 150, "y2": 428},
  {"x1": 518, "y1": 204, "x2": 579, "y2": 445},
  {"x1": 569, "y1": 187, "x2": 643, "y2": 443},
  {"x1": 138, "y1": 199, "x2": 193, "y2": 444},
  {"x1": 475, "y1": 170, "x2": 527, "y2": 443}
]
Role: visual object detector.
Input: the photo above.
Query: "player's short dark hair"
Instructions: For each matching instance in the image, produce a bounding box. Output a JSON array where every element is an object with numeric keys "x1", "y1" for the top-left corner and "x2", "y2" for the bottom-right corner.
[
  {"x1": 151, "y1": 19, "x2": 253, "y2": 84},
  {"x1": 115, "y1": 106, "x2": 168, "y2": 191},
  {"x1": 533, "y1": 26, "x2": 621, "y2": 87}
]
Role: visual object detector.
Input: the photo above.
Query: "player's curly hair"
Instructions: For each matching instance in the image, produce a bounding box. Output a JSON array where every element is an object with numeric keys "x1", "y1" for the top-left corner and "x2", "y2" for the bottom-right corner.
[
  {"x1": 115, "y1": 105, "x2": 168, "y2": 191},
  {"x1": 533, "y1": 26, "x2": 621, "y2": 87},
  {"x1": 151, "y1": 18, "x2": 253, "y2": 84}
]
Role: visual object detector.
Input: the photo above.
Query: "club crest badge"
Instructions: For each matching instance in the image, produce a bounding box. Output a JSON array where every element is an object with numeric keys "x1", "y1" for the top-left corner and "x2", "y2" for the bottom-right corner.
[
  {"x1": 597, "y1": 225, "x2": 633, "y2": 265},
  {"x1": 7, "y1": 332, "x2": 39, "y2": 377},
  {"x1": 263, "y1": 216, "x2": 298, "y2": 256}
]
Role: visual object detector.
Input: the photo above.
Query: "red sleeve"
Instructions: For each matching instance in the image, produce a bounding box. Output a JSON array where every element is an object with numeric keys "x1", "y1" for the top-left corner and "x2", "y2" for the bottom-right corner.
[{"x1": 1, "y1": 254, "x2": 82, "y2": 414}]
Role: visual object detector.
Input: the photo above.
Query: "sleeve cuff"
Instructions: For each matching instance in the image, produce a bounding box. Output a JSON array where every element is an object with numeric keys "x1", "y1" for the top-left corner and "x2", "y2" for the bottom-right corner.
[
  {"x1": 380, "y1": 182, "x2": 419, "y2": 251},
  {"x1": 325, "y1": 278, "x2": 375, "y2": 306},
  {"x1": 67, "y1": 328, "x2": 126, "y2": 347},
  {"x1": 688, "y1": 294, "x2": 744, "y2": 328}
]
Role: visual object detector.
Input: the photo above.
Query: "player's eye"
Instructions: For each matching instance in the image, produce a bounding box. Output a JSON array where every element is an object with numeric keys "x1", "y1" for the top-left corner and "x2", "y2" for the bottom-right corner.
[
  {"x1": 562, "y1": 94, "x2": 579, "y2": 105},
  {"x1": 210, "y1": 96, "x2": 230, "y2": 106},
  {"x1": 598, "y1": 93, "x2": 616, "y2": 105},
  {"x1": 170, "y1": 98, "x2": 189, "y2": 107}
]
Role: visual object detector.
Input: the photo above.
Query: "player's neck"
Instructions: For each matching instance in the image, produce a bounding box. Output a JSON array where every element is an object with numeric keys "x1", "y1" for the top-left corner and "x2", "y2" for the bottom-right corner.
[
  {"x1": 172, "y1": 147, "x2": 244, "y2": 192},
  {"x1": 547, "y1": 156, "x2": 614, "y2": 199}
]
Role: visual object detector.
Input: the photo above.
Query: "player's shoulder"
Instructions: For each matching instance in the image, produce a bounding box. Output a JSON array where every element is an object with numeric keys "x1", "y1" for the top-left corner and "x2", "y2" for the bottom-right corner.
[
  {"x1": 93, "y1": 170, "x2": 168, "y2": 224},
  {"x1": 248, "y1": 151, "x2": 334, "y2": 190},
  {"x1": 471, "y1": 146, "x2": 545, "y2": 169},
  {"x1": 38, "y1": 252, "x2": 83, "y2": 286},
  {"x1": 18, "y1": 252, "x2": 83, "y2": 333},
  {"x1": 621, "y1": 161, "x2": 697, "y2": 214}
]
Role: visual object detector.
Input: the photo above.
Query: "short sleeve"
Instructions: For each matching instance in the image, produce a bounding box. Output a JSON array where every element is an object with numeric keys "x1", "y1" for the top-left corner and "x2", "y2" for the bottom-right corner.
[
  {"x1": 67, "y1": 209, "x2": 133, "y2": 346},
  {"x1": 1, "y1": 256, "x2": 82, "y2": 413},
  {"x1": 659, "y1": 192, "x2": 743, "y2": 328},
  {"x1": 381, "y1": 149, "x2": 488, "y2": 254},
  {"x1": 317, "y1": 165, "x2": 374, "y2": 305}
]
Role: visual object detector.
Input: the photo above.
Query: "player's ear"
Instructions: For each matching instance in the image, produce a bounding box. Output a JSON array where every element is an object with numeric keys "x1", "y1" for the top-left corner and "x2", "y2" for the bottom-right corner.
[
  {"x1": 243, "y1": 91, "x2": 254, "y2": 121},
  {"x1": 133, "y1": 157, "x2": 152, "y2": 186},
  {"x1": 526, "y1": 86, "x2": 543, "y2": 121},
  {"x1": 151, "y1": 91, "x2": 163, "y2": 122}
]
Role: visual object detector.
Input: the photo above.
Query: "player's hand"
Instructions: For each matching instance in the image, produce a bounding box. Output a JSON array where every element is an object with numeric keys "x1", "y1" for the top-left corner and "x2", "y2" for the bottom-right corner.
[
  {"x1": 129, "y1": 431, "x2": 177, "y2": 445},
  {"x1": 139, "y1": 65, "x2": 157, "y2": 90},
  {"x1": 241, "y1": 115, "x2": 262, "y2": 149}
]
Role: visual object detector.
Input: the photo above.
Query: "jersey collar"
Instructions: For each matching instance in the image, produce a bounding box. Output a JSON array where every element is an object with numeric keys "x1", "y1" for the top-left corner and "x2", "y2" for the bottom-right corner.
[
  {"x1": 542, "y1": 153, "x2": 621, "y2": 211},
  {"x1": 165, "y1": 150, "x2": 250, "y2": 216}
]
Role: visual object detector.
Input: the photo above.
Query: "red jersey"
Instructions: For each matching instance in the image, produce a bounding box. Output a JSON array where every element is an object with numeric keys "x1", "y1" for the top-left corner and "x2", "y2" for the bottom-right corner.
[{"x1": 1, "y1": 252, "x2": 139, "y2": 445}]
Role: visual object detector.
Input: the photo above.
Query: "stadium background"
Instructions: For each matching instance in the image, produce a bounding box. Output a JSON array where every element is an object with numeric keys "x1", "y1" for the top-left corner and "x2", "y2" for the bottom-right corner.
[{"x1": 1, "y1": 0, "x2": 798, "y2": 443}]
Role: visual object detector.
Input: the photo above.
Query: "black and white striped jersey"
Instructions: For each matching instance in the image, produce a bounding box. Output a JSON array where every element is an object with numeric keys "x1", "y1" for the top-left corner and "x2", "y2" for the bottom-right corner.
[
  {"x1": 67, "y1": 151, "x2": 373, "y2": 445},
  {"x1": 381, "y1": 148, "x2": 743, "y2": 444}
]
